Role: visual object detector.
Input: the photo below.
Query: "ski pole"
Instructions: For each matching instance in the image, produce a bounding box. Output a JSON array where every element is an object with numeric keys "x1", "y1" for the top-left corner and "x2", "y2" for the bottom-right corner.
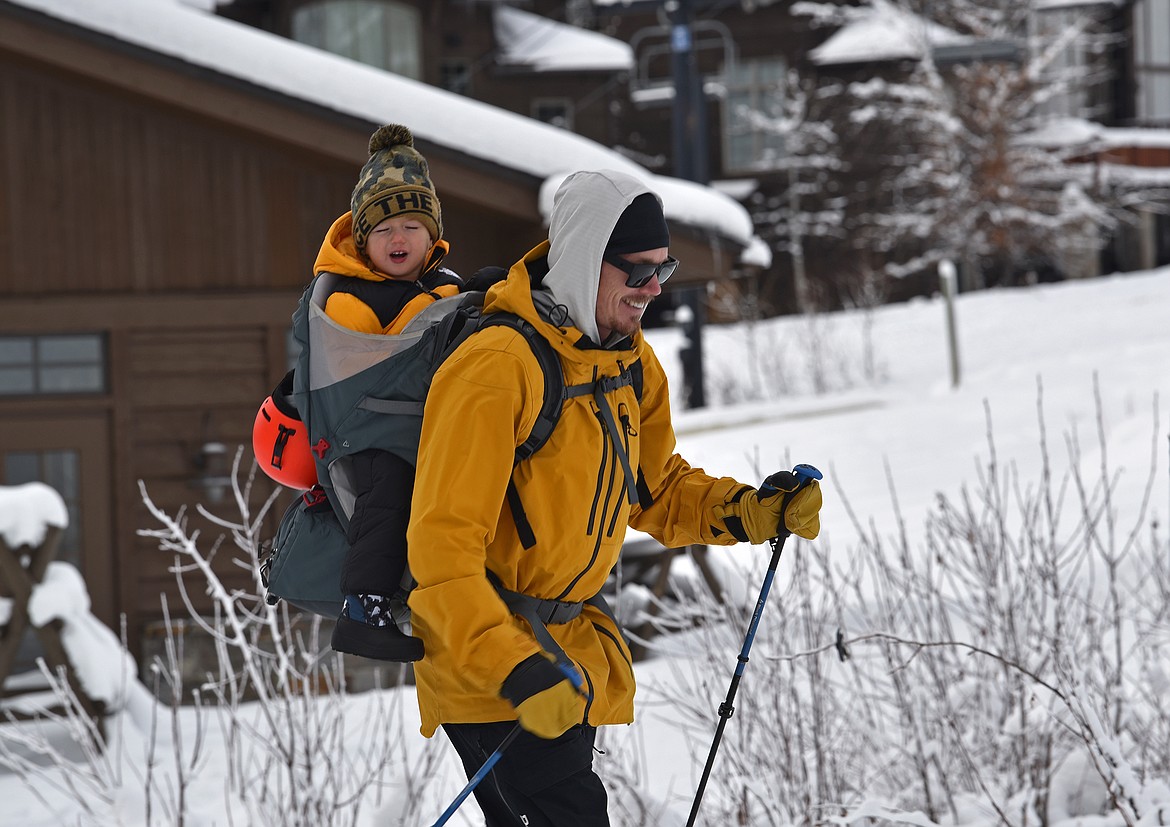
[
  {"x1": 686, "y1": 464, "x2": 822, "y2": 827},
  {"x1": 432, "y1": 662, "x2": 588, "y2": 827},
  {"x1": 432, "y1": 723, "x2": 522, "y2": 827}
]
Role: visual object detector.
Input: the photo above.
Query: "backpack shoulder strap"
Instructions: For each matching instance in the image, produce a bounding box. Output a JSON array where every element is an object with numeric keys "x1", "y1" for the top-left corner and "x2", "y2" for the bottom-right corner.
[
  {"x1": 474, "y1": 312, "x2": 567, "y2": 550},
  {"x1": 477, "y1": 312, "x2": 566, "y2": 463},
  {"x1": 629, "y1": 358, "x2": 643, "y2": 402},
  {"x1": 472, "y1": 313, "x2": 650, "y2": 547}
]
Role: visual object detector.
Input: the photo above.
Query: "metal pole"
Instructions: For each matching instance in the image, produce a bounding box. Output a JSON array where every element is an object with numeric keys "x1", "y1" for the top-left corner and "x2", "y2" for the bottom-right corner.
[
  {"x1": 939, "y1": 259, "x2": 961, "y2": 388},
  {"x1": 668, "y1": 0, "x2": 707, "y2": 186},
  {"x1": 686, "y1": 534, "x2": 787, "y2": 826},
  {"x1": 686, "y1": 465, "x2": 822, "y2": 825},
  {"x1": 667, "y1": 0, "x2": 709, "y2": 410},
  {"x1": 432, "y1": 724, "x2": 522, "y2": 827}
]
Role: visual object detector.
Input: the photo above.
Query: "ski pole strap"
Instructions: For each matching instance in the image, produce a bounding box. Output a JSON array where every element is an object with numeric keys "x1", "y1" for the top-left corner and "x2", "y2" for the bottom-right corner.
[{"x1": 489, "y1": 572, "x2": 618, "y2": 669}]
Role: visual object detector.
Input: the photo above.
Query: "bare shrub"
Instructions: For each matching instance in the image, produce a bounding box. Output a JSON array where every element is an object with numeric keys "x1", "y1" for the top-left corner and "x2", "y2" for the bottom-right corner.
[
  {"x1": 0, "y1": 452, "x2": 448, "y2": 826},
  {"x1": 643, "y1": 389, "x2": 1169, "y2": 826}
]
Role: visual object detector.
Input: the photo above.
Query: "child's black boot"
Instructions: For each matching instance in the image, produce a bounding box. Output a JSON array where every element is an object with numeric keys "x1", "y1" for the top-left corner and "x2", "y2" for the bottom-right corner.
[{"x1": 331, "y1": 593, "x2": 424, "y2": 662}]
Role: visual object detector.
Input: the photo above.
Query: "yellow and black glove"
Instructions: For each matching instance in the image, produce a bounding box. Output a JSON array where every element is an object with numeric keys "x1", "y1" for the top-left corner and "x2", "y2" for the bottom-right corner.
[
  {"x1": 500, "y1": 653, "x2": 585, "y2": 739},
  {"x1": 714, "y1": 468, "x2": 823, "y2": 543}
]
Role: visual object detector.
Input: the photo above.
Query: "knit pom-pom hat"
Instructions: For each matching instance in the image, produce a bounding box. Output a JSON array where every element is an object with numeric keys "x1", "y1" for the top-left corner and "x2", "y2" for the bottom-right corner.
[{"x1": 350, "y1": 124, "x2": 443, "y2": 250}]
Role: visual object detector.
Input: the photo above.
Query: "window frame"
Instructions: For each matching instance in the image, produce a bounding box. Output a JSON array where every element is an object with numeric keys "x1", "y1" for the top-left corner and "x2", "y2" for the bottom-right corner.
[
  {"x1": 721, "y1": 56, "x2": 788, "y2": 175},
  {"x1": 0, "y1": 332, "x2": 108, "y2": 397},
  {"x1": 1133, "y1": 0, "x2": 1170, "y2": 122},
  {"x1": 531, "y1": 97, "x2": 575, "y2": 131},
  {"x1": 290, "y1": 0, "x2": 423, "y2": 80}
]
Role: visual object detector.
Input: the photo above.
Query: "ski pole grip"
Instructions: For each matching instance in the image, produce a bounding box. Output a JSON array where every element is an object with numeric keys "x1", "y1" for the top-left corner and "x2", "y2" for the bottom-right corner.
[{"x1": 759, "y1": 463, "x2": 823, "y2": 497}]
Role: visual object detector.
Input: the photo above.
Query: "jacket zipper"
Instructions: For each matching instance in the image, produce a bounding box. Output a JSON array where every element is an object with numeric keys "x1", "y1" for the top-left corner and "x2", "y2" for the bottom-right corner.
[
  {"x1": 585, "y1": 400, "x2": 609, "y2": 537},
  {"x1": 607, "y1": 401, "x2": 636, "y2": 537},
  {"x1": 579, "y1": 660, "x2": 596, "y2": 722},
  {"x1": 593, "y1": 622, "x2": 633, "y2": 672},
  {"x1": 559, "y1": 403, "x2": 618, "y2": 601}
]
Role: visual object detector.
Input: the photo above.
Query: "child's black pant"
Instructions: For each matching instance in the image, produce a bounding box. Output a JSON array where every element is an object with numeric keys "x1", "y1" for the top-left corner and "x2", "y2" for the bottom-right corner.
[
  {"x1": 338, "y1": 448, "x2": 413, "y2": 596},
  {"x1": 443, "y1": 721, "x2": 609, "y2": 826}
]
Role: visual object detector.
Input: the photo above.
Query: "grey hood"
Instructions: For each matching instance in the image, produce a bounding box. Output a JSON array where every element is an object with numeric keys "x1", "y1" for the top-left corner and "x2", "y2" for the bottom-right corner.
[{"x1": 542, "y1": 170, "x2": 662, "y2": 347}]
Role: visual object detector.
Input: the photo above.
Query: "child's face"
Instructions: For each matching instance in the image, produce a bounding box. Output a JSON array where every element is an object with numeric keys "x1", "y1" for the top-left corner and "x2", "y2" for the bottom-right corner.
[{"x1": 365, "y1": 215, "x2": 433, "y2": 280}]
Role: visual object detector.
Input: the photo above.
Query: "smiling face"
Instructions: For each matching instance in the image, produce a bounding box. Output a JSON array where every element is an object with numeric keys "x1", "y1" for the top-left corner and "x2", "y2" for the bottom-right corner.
[
  {"x1": 594, "y1": 247, "x2": 666, "y2": 342},
  {"x1": 363, "y1": 215, "x2": 433, "y2": 280}
]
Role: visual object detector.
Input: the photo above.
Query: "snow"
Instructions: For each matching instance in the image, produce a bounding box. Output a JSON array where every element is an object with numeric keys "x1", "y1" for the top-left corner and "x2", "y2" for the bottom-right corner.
[
  {"x1": 739, "y1": 235, "x2": 774, "y2": 268},
  {"x1": 493, "y1": 4, "x2": 634, "y2": 72},
  {"x1": 26, "y1": 563, "x2": 139, "y2": 709},
  {"x1": 1021, "y1": 117, "x2": 1170, "y2": 151},
  {"x1": 9, "y1": 0, "x2": 753, "y2": 246},
  {"x1": 809, "y1": 0, "x2": 974, "y2": 66},
  {"x1": 0, "y1": 482, "x2": 67, "y2": 550},
  {"x1": 1033, "y1": 0, "x2": 1124, "y2": 9},
  {"x1": 3, "y1": 265, "x2": 1169, "y2": 825}
]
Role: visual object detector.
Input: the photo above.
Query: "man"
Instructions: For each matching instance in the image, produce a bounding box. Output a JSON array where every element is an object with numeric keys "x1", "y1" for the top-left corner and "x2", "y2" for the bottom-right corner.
[{"x1": 407, "y1": 169, "x2": 822, "y2": 825}]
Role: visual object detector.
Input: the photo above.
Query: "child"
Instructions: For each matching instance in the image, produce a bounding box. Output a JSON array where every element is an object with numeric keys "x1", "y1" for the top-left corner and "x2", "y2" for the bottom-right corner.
[{"x1": 317, "y1": 124, "x2": 461, "y2": 662}]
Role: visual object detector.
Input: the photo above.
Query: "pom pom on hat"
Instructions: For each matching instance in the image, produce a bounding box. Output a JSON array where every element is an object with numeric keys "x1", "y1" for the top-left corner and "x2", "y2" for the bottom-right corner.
[
  {"x1": 368, "y1": 124, "x2": 415, "y2": 155},
  {"x1": 350, "y1": 123, "x2": 443, "y2": 251}
]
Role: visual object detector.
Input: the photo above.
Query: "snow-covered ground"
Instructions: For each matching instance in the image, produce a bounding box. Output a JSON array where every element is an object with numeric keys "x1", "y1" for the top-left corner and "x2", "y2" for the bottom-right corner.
[{"x1": 2, "y1": 266, "x2": 1168, "y2": 825}]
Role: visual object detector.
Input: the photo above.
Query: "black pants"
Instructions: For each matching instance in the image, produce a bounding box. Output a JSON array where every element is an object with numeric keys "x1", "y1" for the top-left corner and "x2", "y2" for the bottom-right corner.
[
  {"x1": 443, "y1": 722, "x2": 609, "y2": 826},
  {"x1": 338, "y1": 449, "x2": 413, "y2": 596}
]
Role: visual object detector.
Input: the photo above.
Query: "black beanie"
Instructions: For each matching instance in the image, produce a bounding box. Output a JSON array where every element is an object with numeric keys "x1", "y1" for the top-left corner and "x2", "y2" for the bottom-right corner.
[{"x1": 605, "y1": 193, "x2": 670, "y2": 255}]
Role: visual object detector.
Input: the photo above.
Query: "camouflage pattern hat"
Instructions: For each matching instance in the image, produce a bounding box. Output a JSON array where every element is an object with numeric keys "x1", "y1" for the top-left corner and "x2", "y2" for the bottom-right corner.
[{"x1": 350, "y1": 124, "x2": 443, "y2": 251}]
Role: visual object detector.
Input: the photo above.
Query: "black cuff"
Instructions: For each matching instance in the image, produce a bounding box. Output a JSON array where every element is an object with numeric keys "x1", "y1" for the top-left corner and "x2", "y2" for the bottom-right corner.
[
  {"x1": 723, "y1": 516, "x2": 750, "y2": 543},
  {"x1": 500, "y1": 653, "x2": 562, "y2": 707},
  {"x1": 722, "y1": 485, "x2": 754, "y2": 542}
]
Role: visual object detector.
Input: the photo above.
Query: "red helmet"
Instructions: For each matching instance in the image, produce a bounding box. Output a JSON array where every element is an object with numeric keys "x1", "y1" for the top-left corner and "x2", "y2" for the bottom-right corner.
[{"x1": 252, "y1": 371, "x2": 317, "y2": 490}]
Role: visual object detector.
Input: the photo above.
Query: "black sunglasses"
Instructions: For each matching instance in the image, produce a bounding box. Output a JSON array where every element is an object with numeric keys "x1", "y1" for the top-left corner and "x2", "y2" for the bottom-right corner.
[{"x1": 603, "y1": 254, "x2": 679, "y2": 288}]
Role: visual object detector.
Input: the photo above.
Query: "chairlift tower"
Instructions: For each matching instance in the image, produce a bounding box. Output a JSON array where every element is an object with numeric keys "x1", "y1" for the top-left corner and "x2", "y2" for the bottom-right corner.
[{"x1": 666, "y1": 0, "x2": 708, "y2": 409}]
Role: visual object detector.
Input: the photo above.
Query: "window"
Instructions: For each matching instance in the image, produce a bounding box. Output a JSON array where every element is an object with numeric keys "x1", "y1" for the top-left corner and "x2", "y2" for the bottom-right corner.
[
  {"x1": 1134, "y1": 0, "x2": 1170, "y2": 122},
  {"x1": 440, "y1": 58, "x2": 471, "y2": 96},
  {"x1": 292, "y1": 0, "x2": 422, "y2": 80},
  {"x1": 1034, "y1": 7, "x2": 1095, "y2": 118},
  {"x1": 532, "y1": 98, "x2": 574, "y2": 130},
  {"x1": 0, "y1": 334, "x2": 106, "y2": 396},
  {"x1": 4, "y1": 450, "x2": 82, "y2": 567},
  {"x1": 722, "y1": 57, "x2": 787, "y2": 173}
]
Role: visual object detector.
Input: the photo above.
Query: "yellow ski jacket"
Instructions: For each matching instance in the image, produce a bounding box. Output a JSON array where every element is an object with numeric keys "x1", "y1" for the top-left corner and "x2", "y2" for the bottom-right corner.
[{"x1": 407, "y1": 238, "x2": 751, "y2": 738}]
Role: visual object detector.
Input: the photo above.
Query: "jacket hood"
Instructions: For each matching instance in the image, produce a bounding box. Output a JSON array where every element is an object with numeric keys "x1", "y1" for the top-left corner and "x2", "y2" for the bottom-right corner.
[
  {"x1": 483, "y1": 240, "x2": 647, "y2": 371},
  {"x1": 314, "y1": 212, "x2": 383, "y2": 281},
  {"x1": 540, "y1": 170, "x2": 663, "y2": 347}
]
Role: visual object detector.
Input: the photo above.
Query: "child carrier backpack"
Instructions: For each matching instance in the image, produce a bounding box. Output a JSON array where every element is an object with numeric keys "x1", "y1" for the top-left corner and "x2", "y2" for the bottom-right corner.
[{"x1": 259, "y1": 271, "x2": 643, "y2": 619}]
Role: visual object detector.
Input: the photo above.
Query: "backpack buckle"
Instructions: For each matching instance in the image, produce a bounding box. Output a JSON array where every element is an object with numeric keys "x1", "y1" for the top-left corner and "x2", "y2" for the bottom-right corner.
[{"x1": 302, "y1": 486, "x2": 328, "y2": 507}]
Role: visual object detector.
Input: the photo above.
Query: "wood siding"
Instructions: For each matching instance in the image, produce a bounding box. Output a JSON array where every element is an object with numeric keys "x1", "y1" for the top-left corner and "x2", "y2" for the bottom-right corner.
[{"x1": 0, "y1": 51, "x2": 351, "y2": 296}]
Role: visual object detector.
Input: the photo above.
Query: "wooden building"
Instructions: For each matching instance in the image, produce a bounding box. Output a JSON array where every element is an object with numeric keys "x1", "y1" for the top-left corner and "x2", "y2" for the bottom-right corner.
[{"x1": 0, "y1": 0, "x2": 751, "y2": 658}]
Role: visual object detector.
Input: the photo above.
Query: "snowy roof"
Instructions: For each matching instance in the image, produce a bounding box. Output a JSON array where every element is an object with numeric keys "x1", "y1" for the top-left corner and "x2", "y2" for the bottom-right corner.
[
  {"x1": 809, "y1": 0, "x2": 973, "y2": 66},
  {"x1": 4, "y1": 0, "x2": 752, "y2": 247},
  {"x1": 1033, "y1": 0, "x2": 1123, "y2": 9},
  {"x1": 1020, "y1": 117, "x2": 1170, "y2": 152},
  {"x1": 493, "y1": 4, "x2": 634, "y2": 72}
]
